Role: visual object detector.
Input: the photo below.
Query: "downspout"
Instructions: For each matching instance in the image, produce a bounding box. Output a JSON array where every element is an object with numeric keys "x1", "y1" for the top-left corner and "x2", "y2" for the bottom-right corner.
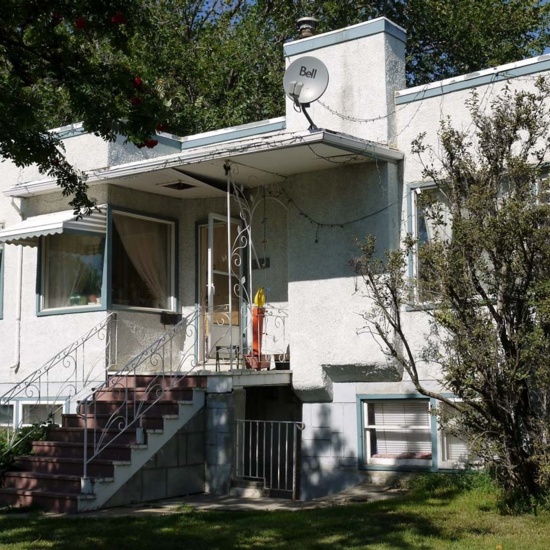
[{"x1": 9, "y1": 198, "x2": 23, "y2": 373}]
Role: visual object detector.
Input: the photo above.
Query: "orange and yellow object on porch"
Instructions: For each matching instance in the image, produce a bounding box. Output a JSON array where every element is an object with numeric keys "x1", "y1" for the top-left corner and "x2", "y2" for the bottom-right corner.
[{"x1": 250, "y1": 287, "x2": 268, "y2": 369}]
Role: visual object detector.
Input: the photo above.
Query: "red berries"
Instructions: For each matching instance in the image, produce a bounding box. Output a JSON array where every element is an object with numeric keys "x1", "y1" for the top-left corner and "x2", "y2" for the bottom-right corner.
[
  {"x1": 136, "y1": 139, "x2": 159, "y2": 149},
  {"x1": 129, "y1": 96, "x2": 141, "y2": 106},
  {"x1": 111, "y1": 12, "x2": 126, "y2": 25},
  {"x1": 155, "y1": 123, "x2": 168, "y2": 133},
  {"x1": 133, "y1": 77, "x2": 143, "y2": 89},
  {"x1": 74, "y1": 17, "x2": 86, "y2": 29}
]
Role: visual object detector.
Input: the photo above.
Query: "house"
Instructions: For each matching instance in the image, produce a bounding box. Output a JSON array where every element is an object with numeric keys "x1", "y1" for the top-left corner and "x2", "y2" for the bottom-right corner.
[{"x1": 0, "y1": 16, "x2": 548, "y2": 511}]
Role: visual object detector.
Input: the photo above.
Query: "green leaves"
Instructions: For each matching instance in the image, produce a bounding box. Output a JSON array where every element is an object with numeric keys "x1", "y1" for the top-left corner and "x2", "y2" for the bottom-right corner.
[
  {"x1": 356, "y1": 77, "x2": 550, "y2": 506},
  {"x1": 0, "y1": 0, "x2": 172, "y2": 212}
]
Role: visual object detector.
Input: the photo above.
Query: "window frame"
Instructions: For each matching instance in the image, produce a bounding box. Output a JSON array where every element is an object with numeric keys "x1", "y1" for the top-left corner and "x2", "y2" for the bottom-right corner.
[
  {"x1": 436, "y1": 400, "x2": 471, "y2": 469},
  {"x1": 36, "y1": 207, "x2": 178, "y2": 315},
  {"x1": 20, "y1": 400, "x2": 64, "y2": 427},
  {"x1": 108, "y1": 207, "x2": 178, "y2": 313},
  {"x1": 360, "y1": 396, "x2": 434, "y2": 469},
  {"x1": 408, "y1": 183, "x2": 451, "y2": 305},
  {"x1": 38, "y1": 229, "x2": 107, "y2": 315},
  {"x1": 357, "y1": 394, "x2": 471, "y2": 471}
]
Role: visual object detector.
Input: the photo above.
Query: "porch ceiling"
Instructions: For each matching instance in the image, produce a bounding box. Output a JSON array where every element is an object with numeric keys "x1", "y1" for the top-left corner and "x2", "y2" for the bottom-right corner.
[{"x1": 5, "y1": 129, "x2": 404, "y2": 199}]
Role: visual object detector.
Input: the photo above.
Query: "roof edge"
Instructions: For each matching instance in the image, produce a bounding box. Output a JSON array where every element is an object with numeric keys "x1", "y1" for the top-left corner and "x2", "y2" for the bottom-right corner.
[
  {"x1": 4, "y1": 129, "x2": 402, "y2": 197},
  {"x1": 284, "y1": 17, "x2": 406, "y2": 58},
  {"x1": 396, "y1": 54, "x2": 550, "y2": 105}
]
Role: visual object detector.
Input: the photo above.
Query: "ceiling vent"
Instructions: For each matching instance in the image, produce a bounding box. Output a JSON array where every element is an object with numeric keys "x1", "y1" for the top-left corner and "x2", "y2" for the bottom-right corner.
[{"x1": 158, "y1": 181, "x2": 196, "y2": 191}]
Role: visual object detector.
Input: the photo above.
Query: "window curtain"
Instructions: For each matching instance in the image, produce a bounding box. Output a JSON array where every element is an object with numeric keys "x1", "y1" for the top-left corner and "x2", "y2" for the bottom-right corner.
[
  {"x1": 45, "y1": 234, "x2": 101, "y2": 308},
  {"x1": 113, "y1": 214, "x2": 169, "y2": 309}
]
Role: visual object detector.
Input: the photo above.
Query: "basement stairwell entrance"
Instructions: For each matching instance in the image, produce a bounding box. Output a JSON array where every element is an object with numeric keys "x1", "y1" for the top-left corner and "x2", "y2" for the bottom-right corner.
[{"x1": 232, "y1": 385, "x2": 303, "y2": 500}]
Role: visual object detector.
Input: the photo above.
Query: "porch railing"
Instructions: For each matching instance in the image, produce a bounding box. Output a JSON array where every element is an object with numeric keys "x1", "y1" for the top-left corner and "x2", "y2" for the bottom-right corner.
[
  {"x1": 80, "y1": 309, "x2": 200, "y2": 492},
  {"x1": 0, "y1": 313, "x2": 117, "y2": 460},
  {"x1": 235, "y1": 419, "x2": 305, "y2": 500},
  {"x1": 199, "y1": 304, "x2": 289, "y2": 370}
]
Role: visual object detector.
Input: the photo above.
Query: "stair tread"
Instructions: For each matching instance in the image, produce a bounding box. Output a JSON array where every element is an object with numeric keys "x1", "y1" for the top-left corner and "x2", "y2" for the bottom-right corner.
[
  {"x1": 0, "y1": 487, "x2": 87, "y2": 498},
  {"x1": 3, "y1": 471, "x2": 83, "y2": 481},
  {"x1": 0, "y1": 375, "x2": 201, "y2": 513},
  {"x1": 16, "y1": 455, "x2": 115, "y2": 465},
  {"x1": 33, "y1": 441, "x2": 133, "y2": 449}
]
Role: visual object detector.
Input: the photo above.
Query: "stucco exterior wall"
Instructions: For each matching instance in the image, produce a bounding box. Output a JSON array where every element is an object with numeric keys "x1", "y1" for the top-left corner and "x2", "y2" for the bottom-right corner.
[
  {"x1": 392, "y1": 60, "x2": 550, "y2": 396},
  {"x1": 284, "y1": 18, "x2": 406, "y2": 145},
  {"x1": 300, "y1": 382, "x2": 363, "y2": 499},
  {"x1": 5, "y1": 130, "x2": 180, "y2": 187},
  {"x1": 396, "y1": 63, "x2": 550, "y2": 183},
  {"x1": 283, "y1": 161, "x2": 400, "y2": 400}
]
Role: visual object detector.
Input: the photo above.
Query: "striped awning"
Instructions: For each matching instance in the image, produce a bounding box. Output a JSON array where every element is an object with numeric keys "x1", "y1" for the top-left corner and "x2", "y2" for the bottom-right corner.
[{"x1": 0, "y1": 207, "x2": 107, "y2": 247}]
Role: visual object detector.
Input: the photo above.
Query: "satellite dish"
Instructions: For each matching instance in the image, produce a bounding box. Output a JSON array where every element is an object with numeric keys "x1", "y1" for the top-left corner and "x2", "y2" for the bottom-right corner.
[{"x1": 284, "y1": 56, "x2": 329, "y2": 105}]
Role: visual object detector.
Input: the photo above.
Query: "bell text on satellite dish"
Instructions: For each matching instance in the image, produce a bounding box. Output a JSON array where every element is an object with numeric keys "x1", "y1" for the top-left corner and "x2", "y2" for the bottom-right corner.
[{"x1": 284, "y1": 56, "x2": 329, "y2": 105}]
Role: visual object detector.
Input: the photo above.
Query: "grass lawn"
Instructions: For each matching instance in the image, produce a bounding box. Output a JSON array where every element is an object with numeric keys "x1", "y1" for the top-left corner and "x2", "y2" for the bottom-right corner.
[{"x1": 1, "y1": 476, "x2": 550, "y2": 549}]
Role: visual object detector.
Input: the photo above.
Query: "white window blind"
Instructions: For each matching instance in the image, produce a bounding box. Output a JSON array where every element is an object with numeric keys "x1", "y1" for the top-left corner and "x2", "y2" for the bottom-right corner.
[
  {"x1": 364, "y1": 400, "x2": 432, "y2": 460},
  {"x1": 370, "y1": 401, "x2": 430, "y2": 427}
]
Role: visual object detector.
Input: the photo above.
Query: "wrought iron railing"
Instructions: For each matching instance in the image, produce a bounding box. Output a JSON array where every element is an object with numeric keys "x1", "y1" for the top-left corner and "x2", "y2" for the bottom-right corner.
[
  {"x1": 235, "y1": 419, "x2": 305, "y2": 500},
  {"x1": 198, "y1": 304, "x2": 289, "y2": 370},
  {"x1": 80, "y1": 309, "x2": 200, "y2": 492},
  {"x1": 0, "y1": 313, "x2": 117, "y2": 461}
]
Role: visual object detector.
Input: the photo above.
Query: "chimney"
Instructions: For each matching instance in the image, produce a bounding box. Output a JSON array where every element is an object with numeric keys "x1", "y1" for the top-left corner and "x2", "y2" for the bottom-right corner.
[{"x1": 297, "y1": 16, "x2": 319, "y2": 39}]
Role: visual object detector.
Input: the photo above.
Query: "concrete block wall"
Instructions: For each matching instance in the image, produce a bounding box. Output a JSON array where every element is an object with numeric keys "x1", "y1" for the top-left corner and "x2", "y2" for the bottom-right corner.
[
  {"x1": 300, "y1": 383, "x2": 363, "y2": 499},
  {"x1": 205, "y1": 388, "x2": 236, "y2": 494},
  {"x1": 104, "y1": 409, "x2": 206, "y2": 508}
]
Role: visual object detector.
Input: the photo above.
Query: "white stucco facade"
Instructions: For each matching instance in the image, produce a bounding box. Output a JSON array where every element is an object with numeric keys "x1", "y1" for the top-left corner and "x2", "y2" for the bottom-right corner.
[{"x1": 1, "y1": 17, "x2": 549, "y2": 500}]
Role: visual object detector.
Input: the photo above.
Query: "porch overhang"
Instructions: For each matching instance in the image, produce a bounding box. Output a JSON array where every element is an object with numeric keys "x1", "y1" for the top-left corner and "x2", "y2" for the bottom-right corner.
[
  {"x1": 0, "y1": 207, "x2": 107, "y2": 247},
  {"x1": 5, "y1": 128, "x2": 404, "y2": 200}
]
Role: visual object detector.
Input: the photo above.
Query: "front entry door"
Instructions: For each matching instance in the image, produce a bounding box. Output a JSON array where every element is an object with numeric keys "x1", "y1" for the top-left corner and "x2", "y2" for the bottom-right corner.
[{"x1": 199, "y1": 214, "x2": 243, "y2": 364}]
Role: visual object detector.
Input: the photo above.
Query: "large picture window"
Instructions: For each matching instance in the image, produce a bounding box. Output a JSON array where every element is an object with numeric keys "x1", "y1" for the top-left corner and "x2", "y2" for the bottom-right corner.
[
  {"x1": 111, "y1": 212, "x2": 175, "y2": 310},
  {"x1": 42, "y1": 233, "x2": 104, "y2": 309},
  {"x1": 37, "y1": 208, "x2": 176, "y2": 313}
]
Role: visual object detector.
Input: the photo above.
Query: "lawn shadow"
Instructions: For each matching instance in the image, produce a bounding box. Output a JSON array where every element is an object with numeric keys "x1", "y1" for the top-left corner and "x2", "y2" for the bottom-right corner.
[{"x1": 0, "y1": 486, "x2": 487, "y2": 550}]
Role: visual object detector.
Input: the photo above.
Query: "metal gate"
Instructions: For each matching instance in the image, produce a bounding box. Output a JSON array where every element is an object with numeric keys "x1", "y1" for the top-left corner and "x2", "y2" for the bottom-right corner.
[{"x1": 235, "y1": 420, "x2": 305, "y2": 500}]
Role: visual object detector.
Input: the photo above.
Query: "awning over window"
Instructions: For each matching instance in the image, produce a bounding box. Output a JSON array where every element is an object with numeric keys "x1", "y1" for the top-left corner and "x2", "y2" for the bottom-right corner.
[{"x1": 0, "y1": 207, "x2": 107, "y2": 247}]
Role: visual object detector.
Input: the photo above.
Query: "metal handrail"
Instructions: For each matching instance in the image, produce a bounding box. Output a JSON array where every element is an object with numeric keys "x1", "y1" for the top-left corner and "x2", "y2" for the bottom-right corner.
[
  {"x1": 80, "y1": 309, "x2": 201, "y2": 492},
  {"x1": 0, "y1": 313, "x2": 117, "y2": 459}
]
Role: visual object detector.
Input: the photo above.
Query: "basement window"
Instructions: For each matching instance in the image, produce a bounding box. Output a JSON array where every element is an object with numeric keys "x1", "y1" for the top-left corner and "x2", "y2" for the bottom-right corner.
[
  {"x1": 0, "y1": 404, "x2": 13, "y2": 426},
  {"x1": 21, "y1": 403, "x2": 63, "y2": 426},
  {"x1": 363, "y1": 399, "x2": 432, "y2": 466}
]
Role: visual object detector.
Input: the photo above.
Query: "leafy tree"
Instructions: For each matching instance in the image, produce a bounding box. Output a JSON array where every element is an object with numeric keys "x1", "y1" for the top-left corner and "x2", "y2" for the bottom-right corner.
[
  {"x1": 352, "y1": 78, "x2": 550, "y2": 509},
  {"x1": 141, "y1": 0, "x2": 550, "y2": 132},
  {"x1": 0, "y1": 0, "x2": 173, "y2": 212},
  {"x1": 279, "y1": 1, "x2": 550, "y2": 87},
  {"x1": 3, "y1": 1, "x2": 550, "y2": 211}
]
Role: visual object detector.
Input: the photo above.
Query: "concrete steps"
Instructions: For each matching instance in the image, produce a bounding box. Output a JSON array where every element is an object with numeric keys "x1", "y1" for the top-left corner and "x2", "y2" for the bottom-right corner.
[
  {"x1": 230, "y1": 478, "x2": 268, "y2": 498},
  {"x1": 0, "y1": 374, "x2": 205, "y2": 514}
]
